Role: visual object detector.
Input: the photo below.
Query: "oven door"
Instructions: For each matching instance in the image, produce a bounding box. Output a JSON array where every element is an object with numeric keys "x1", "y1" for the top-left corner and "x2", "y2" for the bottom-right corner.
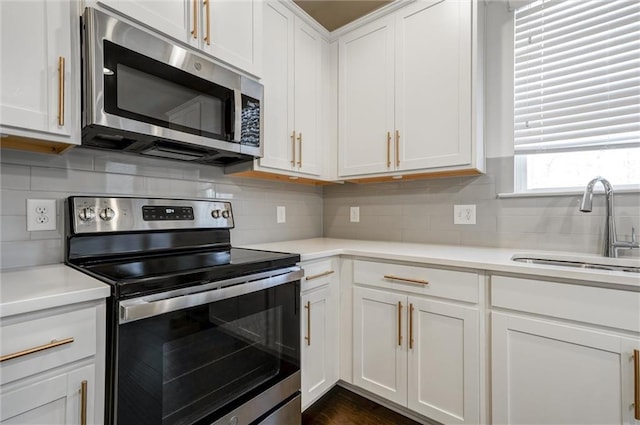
[{"x1": 115, "y1": 268, "x2": 302, "y2": 425}]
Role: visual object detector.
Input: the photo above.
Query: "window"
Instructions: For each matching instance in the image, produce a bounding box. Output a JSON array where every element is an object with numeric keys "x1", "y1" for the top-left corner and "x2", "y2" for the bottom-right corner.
[{"x1": 513, "y1": 0, "x2": 640, "y2": 192}]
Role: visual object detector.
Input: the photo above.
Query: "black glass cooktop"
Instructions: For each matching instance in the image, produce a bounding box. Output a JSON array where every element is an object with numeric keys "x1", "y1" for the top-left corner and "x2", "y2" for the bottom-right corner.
[{"x1": 76, "y1": 248, "x2": 300, "y2": 298}]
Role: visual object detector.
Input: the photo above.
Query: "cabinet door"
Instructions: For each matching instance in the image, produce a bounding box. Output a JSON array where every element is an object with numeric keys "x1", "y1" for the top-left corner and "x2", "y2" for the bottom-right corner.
[
  {"x1": 407, "y1": 297, "x2": 479, "y2": 425},
  {"x1": 395, "y1": 0, "x2": 472, "y2": 171},
  {"x1": 98, "y1": 0, "x2": 192, "y2": 43},
  {"x1": 301, "y1": 286, "x2": 338, "y2": 410},
  {"x1": 492, "y1": 313, "x2": 638, "y2": 425},
  {"x1": 0, "y1": 364, "x2": 95, "y2": 425},
  {"x1": 259, "y1": 1, "x2": 295, "y2": 171},
  {"x1": 338, "y1": 16, "x2": 395, "y2": 177},
  {"x1": 207, "y1": 0, "x2": 262, "y2": 76},
  {"x1": 293, "y1": 18, "x2": 322, "y2": 176},
  {"x1": 353, "y1": 287, "x2": 407, "y2": 405},
  {"x1": 0, "y1": 0, "x2": 75, "y2": 140}
]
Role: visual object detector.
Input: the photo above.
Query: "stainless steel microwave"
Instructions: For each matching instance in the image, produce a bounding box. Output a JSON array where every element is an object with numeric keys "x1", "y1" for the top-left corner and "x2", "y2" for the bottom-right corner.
[{"x1": 81, "y1": 8, "x2": 263, "y2": 165}]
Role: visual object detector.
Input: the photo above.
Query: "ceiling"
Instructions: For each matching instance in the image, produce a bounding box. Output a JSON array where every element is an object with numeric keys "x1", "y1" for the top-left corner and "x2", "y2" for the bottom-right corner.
[{"x1": 293, "y1": 0, "x2": 393, "y2": 32}]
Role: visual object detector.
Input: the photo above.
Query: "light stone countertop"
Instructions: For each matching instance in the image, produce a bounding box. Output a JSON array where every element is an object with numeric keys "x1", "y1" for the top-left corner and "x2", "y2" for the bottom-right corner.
[
  {"x1": 242, "y1": 238, "x2": 640, "y2": 290},
  {"x1": 0, "y1": 264, "x2": 111, "y2": 318}
]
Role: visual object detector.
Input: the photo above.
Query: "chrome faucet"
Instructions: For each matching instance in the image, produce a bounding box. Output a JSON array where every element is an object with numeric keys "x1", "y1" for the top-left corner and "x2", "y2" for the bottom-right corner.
[{"x1": 579, "y1": 177, "x2": 638, "y2": 257}]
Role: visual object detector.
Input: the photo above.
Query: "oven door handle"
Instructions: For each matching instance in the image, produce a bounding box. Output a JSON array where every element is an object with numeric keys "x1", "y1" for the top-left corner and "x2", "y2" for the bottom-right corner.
[{"x1": 119, "y1": 267, "x2": 303, "y2": 324}]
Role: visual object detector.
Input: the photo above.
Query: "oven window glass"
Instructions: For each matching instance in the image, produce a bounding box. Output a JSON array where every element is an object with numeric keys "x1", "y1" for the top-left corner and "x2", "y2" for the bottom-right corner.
[
  {"x1": 103, "y1": 40, "x2": 235, "y2": 141},
  {"x1": 116, "y1": 281, "x2": 299, "y2": 425}
]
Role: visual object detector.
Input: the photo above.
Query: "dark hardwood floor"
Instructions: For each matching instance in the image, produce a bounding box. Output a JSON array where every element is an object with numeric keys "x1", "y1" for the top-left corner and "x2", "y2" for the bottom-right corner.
[{"x1": 302, "y1": 386, "x2": 424, "y2": 425}]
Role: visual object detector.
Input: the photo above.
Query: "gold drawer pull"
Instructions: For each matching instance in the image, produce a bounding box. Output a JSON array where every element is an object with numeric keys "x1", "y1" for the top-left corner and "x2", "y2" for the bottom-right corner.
[
  {"x1": 58, "y1": 56, "x2": 65, "y2": 126},
  {"x1": 395, "y1": 130, "x2": 400, "y2": 167},
  {"x1": 80, "y1": 380, "x2": 88, "y2": 425},
  {"x1": 191, "y1": 0, "x2": 198, "y2": 39},
  {"x1": 397, "y1": 301, "x2": 402, "y2": 346},
  {"x1": 297, "y1": 132, "x2": 303, "y2": 167},
  {"x1": 291, "y1": 130, "x2": 296, "y2": 166},
  {"x1": 384, "y1": 274, "x2": 429, "y2": 285},
  {"x1": 634, "y1": 349, "x2": 640, "y2": 420},
  {"x1": 0, "y1": 337, "x2": 74, "y2": 362},
  {"x1": 386, "y1": 131, "x2": 391, "y2": 168},
  {"x1": 304, "y1": 301, "x2": 311, "y2": 346},
  {"x1": 409, "y1": 303, "x2": 414, "y2": 350},
  {"x1": 203, "y1": 0, "x2": 211, "y2": 45},
  {"x1": 305, "y1": 270, "x2": 335, "y2": 281}
]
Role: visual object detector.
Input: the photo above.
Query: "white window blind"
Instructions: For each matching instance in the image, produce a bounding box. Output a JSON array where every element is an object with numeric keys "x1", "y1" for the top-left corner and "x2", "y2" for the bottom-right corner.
[{"x1": 514, "y1": 0, "x2": 640, "y2": 154}]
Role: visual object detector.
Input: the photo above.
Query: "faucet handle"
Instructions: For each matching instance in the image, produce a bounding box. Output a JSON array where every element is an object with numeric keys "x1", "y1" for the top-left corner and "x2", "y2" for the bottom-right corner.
[{"x1": 632, "y1": 227, "x2": 637, "y2": 243}]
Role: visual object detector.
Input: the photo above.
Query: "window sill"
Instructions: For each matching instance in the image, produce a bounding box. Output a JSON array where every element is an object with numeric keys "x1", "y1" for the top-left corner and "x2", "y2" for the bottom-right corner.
[{"x1": 498, "y1": 186, "x2": 640, "y2": 199}]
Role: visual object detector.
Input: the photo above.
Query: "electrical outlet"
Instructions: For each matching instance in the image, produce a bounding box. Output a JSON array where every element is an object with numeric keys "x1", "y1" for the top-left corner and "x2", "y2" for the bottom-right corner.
[
  {"x1": 454, "y1": 204, "x2": 476, "y2": 225},
  {"x1": 276, "y1": 206, "x2": 286, "y2": 224},
  {"x1": 350, "y1": 206, "x2": 360, "y2": 223},
  {"x1": 27, "y1": 199, "x2": 57, "y2": 231}
]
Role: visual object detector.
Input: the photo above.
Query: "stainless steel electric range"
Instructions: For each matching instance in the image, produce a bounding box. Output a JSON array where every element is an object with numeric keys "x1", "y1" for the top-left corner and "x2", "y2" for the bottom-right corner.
[{"x1": 64, "y1": 196, "x2": 302, "y2": 425}]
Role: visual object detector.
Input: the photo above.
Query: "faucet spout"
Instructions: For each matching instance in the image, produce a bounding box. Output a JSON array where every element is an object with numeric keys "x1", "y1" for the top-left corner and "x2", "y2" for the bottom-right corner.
[{"x1": 579, "y1": 177, "x2": 616, "y2": 257}]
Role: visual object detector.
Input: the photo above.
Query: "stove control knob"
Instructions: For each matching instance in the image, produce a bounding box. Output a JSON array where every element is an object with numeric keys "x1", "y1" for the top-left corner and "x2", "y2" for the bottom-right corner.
[
  {"x1": 221, "y1": 209, "x2": 230, "y2": 219},
  {"x1": 78, "y1": 207, "x2": 95, "y2": 222},
  {"x1": 99, "y1": 207, "x2": 116, "y2": 221},
  {"x1": 211, "y1": 209, "x2": 221, "y2": 219}
]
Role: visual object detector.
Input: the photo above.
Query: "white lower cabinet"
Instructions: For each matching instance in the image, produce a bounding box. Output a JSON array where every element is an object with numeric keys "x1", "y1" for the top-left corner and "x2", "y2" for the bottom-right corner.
[
  {"x1": 300, "y1": 259, "x2": 339, "y2": 410},
  {"x1": 0, "y1": 301, "x2": 105, "y2": 424},
  {"x1": 353, "y1": 279, "x2": 480, "y2": 424},
  {"x1": 491, "y1": 275, "x2": 640, "y2": 425},
  {"x1": 492, "y1": 313, "x2": 639, "y2": 425},
  {"x1": 0, "y1": 364, "x2": 95, "y2": 424}
]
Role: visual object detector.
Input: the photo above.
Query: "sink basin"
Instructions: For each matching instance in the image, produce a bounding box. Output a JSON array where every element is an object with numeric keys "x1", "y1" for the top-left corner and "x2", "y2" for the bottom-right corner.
[{"x1": 511, "y1": 253, "x2": 640, "y2": 273}]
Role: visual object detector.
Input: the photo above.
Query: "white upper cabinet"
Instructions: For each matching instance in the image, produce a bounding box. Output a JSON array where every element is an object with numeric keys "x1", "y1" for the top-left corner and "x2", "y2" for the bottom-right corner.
[
  {"x1": 251, "y1": 1, "x2": 325, "y2": 178},
  {"x1": 97, "y1": 0, "x2": 262, "y2": 76},
  {"x1": 205, "y1": 0, "x2": 262, "y2": 76},
  {"x1": 395, "y1": 0, "x2": 472, "y2": 171},
  {"x1": 338, "y1": 0, "x2": 484, "y2": 179},
  {"x1": 0, "y1": 0, "x2": 80, "y2": 148},
  {"x1": 338, "y1": 16, "x2": 395, "y2": 176}
]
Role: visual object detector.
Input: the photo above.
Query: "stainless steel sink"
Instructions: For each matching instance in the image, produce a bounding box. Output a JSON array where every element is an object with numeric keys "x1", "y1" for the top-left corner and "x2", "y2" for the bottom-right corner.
[{"x1": 511, "y1": 254, "x2": 640, "y2": 273}]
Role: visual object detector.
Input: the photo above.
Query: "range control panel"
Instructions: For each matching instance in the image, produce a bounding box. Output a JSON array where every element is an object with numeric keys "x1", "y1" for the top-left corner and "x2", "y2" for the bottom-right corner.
[{"x1": 70, "y1": 197, "x2": 234, "y2": 234}]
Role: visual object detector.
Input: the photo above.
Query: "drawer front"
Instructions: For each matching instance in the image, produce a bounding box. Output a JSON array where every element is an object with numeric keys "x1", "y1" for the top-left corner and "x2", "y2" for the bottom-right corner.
[
  {"x1": 491, "y1": 275, "x2": 640, "y2": 332},
  {"x1": 301, "y1": 258, "x2": 337, "y2": 292},
  {"x1": 353, "y1": 260, "x2": 479, "y2": 303},
  {"x1": 1, "y1": 306, "x2": 97, "y2": 384}
]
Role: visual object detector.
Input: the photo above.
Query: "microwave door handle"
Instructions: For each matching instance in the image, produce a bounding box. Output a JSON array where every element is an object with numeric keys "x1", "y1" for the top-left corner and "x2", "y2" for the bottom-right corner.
[{"x1": 234, "y1": 89, "x2": 242, "y2": 143}]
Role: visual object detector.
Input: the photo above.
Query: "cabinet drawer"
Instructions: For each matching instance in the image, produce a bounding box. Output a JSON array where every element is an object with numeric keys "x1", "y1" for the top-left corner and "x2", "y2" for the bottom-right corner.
[
  {"x1": 353, "y1": 260, "x2": 479, "y2": 303},
  {"x1": 301, "y1": 259, "x2": 336, "y2": 292},
  {"x1": 1, "y1": 306, "x2": 97, "y2": 384},
  {"x1": 491, "y1": 275, "x2": 640, "y2": 332}
]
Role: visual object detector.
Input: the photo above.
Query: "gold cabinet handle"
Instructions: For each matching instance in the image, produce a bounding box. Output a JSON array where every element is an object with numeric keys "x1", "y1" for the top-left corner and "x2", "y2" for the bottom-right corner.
[
  {"x1": 409, "y1": 303, "x2": 414, "y2": 350},
  {"x1": 58, "y1": 56, "x2": 65, "y2": 126},
  {"x1": 304, "y1": 301, "x2": 311, "y2": 346},
  {"x1": 397, "y1": 301, "x2": 402, "y2": 346},
  {"x1": 80, "y1": 380, "x2": 88, "y2": 425},
  {"x1": 191, "y1": 0, "x2": 198, "y2": 39},
  {"x1": 297, "y1": 132, "x2": 303, "y2": 167},
  {"x1": 0, "y1": 337, "x2": 74, "y2": 362},
  {"x1": 387, "y1": 131, "x2": 391, "y2": 168},
  {"x1": 634, "y1": 349, "x2": 640, "y2": 420},
  {"x1": 305, "y1": 270, "x2": 335, "y2": 281},
  {"x1": 291, "y1": 130, "x2": 296, "y2": 166},
  {"x1": 384, "y1": 275, "x2": 429, "y2": 285},
  {"x1": 395, "y1": 130, "x2": 400, "y2": 167},
  {"x1": 203, "y1": 0, "x2": 211, "y2": 45}
]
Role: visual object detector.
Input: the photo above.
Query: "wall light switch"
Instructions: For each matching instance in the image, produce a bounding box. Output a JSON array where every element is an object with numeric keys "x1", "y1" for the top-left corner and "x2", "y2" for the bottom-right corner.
[
  {"x1": 276, "y1": 206, "x2": 286, "y2": 224},
  {"x1": 27, "y1": 199, "x2": 57, "y2": 231},
  {"x1": 454, "y1": 204, "x2": 476, "y2": 225},
  {"x1": 350, "y1": 206, "x2": 360, "y2": 223}
]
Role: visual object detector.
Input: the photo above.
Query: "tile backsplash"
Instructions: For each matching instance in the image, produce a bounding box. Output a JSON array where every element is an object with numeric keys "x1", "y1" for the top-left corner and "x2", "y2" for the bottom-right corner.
[
  {"x1": 2, "y1": 149, "x2": 639, "y2": 270},
  {"x1": 323, "y1": 157, "x2": 640, "y2": 256},
  {"x1": 0, "y1": 148, "x2": 323, "y2": 269}
]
